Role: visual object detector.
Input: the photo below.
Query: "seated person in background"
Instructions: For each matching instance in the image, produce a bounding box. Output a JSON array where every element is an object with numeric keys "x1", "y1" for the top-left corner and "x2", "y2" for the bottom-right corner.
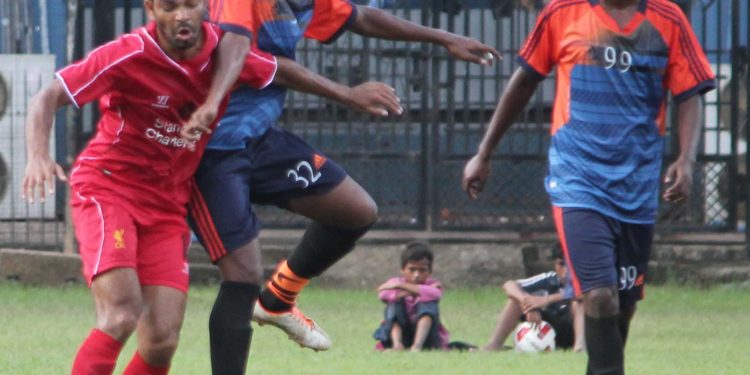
[
  {"x1": 484, "y1": 244, "x2": 584, "y2": 352},
  {"x1": 374, "y1": 242, "x2": 449, "y2": 352}
]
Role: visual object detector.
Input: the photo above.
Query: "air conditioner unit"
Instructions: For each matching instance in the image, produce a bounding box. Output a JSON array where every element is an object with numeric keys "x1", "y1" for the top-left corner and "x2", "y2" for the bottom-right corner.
[{"x1": 0, "y1": 54, "x2": 56, "y2": 219}]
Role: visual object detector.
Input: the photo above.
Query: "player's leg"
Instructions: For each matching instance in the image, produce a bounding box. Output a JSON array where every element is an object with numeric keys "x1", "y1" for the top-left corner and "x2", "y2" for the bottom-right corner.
[
  {"x1": 259, "y1": 175, "x2": 376, "y2": 310},
  {"x1": 484, "y1": 297, "x2": 524, "y2": 350},
  {"x1": 247, "y1": 128, "x2": 375, "y2": 349},
  {"x1": 70, "y1": 195, "x2": 142, "y2": 375},
  {"x1": 123, "y1": 227, "x2": 191, "y2": 374},
  {"x1": 123, "y1": 286, "x2": 186, "y2": 375},
  {"x1": 251, "y1": 176, "x2": 372, "y2": 351},
  {"x1": 554, "y1": 207, "x2": 623, "y2": 375},
  {"x1": 615, "y1": 221, "x2": 653, "y2": 347},
  {"x1": 72, "y1": 269, "x2": 143, "y2": 375},
  {"x1": 189, "y1": 148, "x2": 264, "y2": 374}
]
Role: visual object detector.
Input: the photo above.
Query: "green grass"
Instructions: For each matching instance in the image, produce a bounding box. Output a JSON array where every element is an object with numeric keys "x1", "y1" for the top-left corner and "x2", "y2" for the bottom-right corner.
[{"x1": 1, "y1": 284, "x2": 749, "y2": 374}]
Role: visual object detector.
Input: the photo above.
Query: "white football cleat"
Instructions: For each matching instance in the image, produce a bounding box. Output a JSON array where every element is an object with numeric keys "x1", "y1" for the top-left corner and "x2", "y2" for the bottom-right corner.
[{"x1": 253, "y1": 302, "x2": 332, "y2": 351}]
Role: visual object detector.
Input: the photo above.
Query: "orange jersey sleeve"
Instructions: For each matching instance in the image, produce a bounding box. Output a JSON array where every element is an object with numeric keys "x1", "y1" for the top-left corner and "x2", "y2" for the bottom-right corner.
[
  {"x1": 304, "y1": 0, "x2": 357, "y2": 43},
  {"x1": 208, "y1": 0, "x2": 255, "y2": 38},
  {"x1": 646, "y1": 1, "x2": 715, "y2": 103},
  {"x1": 517, "y1": 0, "x2": 575, "y2": 79}
]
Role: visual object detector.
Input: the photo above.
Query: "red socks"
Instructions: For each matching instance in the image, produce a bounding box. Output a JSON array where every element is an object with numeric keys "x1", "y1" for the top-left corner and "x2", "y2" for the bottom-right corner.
[
  {"x1": 71, "y1": 329, "x2": 123, "y2": 375},
  {"x1": 123, "y1": 351, "x2": 170, "y2": 375},
  {"x1": 70, "y1": 329, "x2": 170, "y2": 375}
]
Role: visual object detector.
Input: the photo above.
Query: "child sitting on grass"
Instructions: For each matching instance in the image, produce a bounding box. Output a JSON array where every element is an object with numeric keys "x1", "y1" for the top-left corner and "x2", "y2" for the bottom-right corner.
[{"x1": 373, "y1": 242, "x2": 450, "y2": 351}]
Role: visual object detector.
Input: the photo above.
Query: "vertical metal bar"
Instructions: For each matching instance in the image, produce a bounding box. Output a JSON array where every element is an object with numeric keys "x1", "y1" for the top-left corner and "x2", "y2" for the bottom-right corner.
[
  {"x1": 123, "y1": 0, "x2": 132, "y2": 32},
  {"x1": 744, "y1": 0, "x2": 750, "y2": 255},
  {"x1": 93, "y1": 0, "x2": 115, "y2": 46},
  {"x1": 727, "y1": 0, "x2": 738, "y2": 232},
  {"x1": 419, "y1": 1, "x2": 432, "y2": 230}
]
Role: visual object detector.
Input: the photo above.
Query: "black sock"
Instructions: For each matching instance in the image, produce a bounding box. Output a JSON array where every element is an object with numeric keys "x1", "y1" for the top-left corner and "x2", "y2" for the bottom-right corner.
[
  {"x1": 585, "y1": 315, "x2": 624, "y2": 375},
  {"x1": 618, "y1": 314, "x2": 631, "y2": 347},
  {"x1": 287, "y1": 221, "x2": 374, "y2": 278},
  {"x1": 209, "y1": 282, "x2": 260, "y2": 375},
  {"x1": 259, "y1": 222, "x2": 372, "y2": 312}
]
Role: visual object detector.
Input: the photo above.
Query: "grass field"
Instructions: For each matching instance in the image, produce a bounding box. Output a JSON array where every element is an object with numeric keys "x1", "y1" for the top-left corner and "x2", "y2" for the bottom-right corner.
[{"x1": 1, "y1": 283, "x2": 749, "y2": 374}]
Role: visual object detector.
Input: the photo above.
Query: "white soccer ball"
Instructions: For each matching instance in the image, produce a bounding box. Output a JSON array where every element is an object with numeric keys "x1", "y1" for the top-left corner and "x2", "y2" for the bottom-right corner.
[{"x1": 513, "y1": 321, "x2": 556, "y2": 353}]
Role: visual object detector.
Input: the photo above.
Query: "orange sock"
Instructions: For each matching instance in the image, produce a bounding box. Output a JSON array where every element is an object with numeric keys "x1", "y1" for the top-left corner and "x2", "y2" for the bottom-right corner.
[{"x1": 265, "y1": 260, "x2": 309, "y2": 306}]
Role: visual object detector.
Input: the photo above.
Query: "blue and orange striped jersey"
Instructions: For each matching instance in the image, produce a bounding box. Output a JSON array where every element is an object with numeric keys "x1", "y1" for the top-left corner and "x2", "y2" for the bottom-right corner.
[
  {"x1": 207, "y1": 0, "x2": 357, "y2": 150},
  {"x1": 517, "y1": 0, "x2": 716, "y2": 223}
]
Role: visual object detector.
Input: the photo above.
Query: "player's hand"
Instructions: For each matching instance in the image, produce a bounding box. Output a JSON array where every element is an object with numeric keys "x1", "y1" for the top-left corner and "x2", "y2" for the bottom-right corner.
[
  {"x1": 442, "y1": 35, "x2": 501, "y2": 66},
  {"x1": 662, "y1": 158, "x2": 694, "y2": 203},
  {"x1": 462, "y1": 154, "x2": 491, "y2": 199},
  {"x1": 345, "y1": 82, "x2": 403, "y2": 117},
  {"x1": 22, "y1": 156, "x2": 67, "y2": 203},
  {"x1": 521, "y1": 295, "x2": 548, "y2": 312},
  {"x1": 181, "y1": 103, "x2": 216, "y2": 151},
  {"x1": 525, "y1": 310, "x2": 542, "y2": 326}
]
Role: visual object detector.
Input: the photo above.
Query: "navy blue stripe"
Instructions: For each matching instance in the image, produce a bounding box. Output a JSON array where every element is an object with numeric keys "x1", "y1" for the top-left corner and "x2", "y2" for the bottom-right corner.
[
  {"x1": 219, "y1": 23, "x2": 253, "y2": 39},
  {"x1": 672, "y1": 79, "x2": 716, "y2": 103},
  {"x1": 516, "y1": 56, "x2": 546, "y2": 81}
]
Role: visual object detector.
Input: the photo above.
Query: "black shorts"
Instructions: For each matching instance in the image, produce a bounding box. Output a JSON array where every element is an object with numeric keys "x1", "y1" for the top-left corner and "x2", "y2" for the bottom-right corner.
[
  {"x1": 188, "y1": 127, "x2": 348, "y2": 262},
  {"x1": 553, "y1": 206, "x2": 654, "y2": 309}
]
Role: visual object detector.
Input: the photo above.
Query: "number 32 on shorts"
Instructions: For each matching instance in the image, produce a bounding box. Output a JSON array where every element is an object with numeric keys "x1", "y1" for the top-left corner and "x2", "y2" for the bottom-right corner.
[{"x1": 286, "y1": 160, "x2": 322, "y2": 189}]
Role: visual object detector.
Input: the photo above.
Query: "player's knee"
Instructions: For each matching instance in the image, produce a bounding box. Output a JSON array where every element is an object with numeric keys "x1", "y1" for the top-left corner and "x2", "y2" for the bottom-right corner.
[
  {"x1": 584, "y1": 287, "x2": 619, "y2": 317},
  {"x1": 140, "y1": 326, "x2": 180, "y2": 364},
  {"x1": 350, "y1": 194, "x2": 378, "y2": 228},
  {"x1": 220, "y1": 260, "x2": 264, "y2": 284},
  {"x1": 218, "y1": 244, "x2": 264, "y2": 284},
  {"x1": 97, "y1": 301, "x2": 141, "y2": 340}
]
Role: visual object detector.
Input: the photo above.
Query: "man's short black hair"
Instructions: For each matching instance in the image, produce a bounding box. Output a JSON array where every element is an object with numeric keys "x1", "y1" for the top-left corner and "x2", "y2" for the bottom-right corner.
[
  {"x1": 551, "y1": 243, "x2": 564, "y2": 261},
  {"x1": 401, "y1": 242, "x2": 434, "y2": 269}
]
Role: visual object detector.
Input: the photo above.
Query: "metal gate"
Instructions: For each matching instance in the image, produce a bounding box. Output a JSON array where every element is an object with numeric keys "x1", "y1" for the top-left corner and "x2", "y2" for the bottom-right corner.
[{"x1": 64, "y1": 0, "x2": 750, "y2": 235}]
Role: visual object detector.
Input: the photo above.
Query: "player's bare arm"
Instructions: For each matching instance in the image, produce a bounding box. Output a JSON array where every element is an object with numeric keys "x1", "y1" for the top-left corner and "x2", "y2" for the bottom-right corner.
[
  {"x1": 22, "y1": 80, "x2": 70, "y2": 203},
  {"x1": 350, "y1": 5, "x2": 501, "y2": 65},
  {"x1": 663, "y1": 95, "x2": 703, "y2": 203},
  {"x1": 272, "y1": 56, "x2": 403, "y2": 117},
  {"x1": 185, "y1": 32, "x2": 251, "y2": 137},
  {"x1": 181, "y1": 56, "x2": 403, "y2": 143},
  {"x1": 462, "y1": 67, "x2": 539, "y2": 199}
]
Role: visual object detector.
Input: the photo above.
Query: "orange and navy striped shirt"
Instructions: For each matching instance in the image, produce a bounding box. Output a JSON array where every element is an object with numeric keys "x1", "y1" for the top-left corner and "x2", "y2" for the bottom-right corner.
[{"x1": 518, "y1": 0, "x2": 715, "y2": 223}]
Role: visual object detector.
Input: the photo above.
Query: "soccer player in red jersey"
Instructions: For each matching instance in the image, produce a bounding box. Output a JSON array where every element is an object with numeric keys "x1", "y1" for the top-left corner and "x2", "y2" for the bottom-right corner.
[
  {"x1": 22, "y1": 1, "x2": 400, "y2": 373},
  {"x1": 177, "y1": 2, "x2": 501, "y2": 373},
  {"x1": 463, "y1": 0, "x2": 715, "y2": 374}
]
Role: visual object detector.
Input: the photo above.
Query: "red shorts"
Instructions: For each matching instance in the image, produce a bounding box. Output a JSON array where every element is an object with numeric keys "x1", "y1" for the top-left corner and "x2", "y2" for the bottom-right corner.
[{"x1": 71, "y1": 190, "x2": 191, "y2": 292}]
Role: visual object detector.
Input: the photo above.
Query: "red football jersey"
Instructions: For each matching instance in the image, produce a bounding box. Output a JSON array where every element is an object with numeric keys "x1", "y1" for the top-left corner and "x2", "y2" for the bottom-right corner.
[{"x1": 59, "y1": 21, "x2": 277, "y2": 224}]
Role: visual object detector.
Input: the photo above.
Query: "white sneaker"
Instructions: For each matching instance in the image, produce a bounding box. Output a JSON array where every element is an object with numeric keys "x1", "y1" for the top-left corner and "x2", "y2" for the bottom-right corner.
[{"x1": 253, "y1": 302, "x2": 332, "y2": 351}]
